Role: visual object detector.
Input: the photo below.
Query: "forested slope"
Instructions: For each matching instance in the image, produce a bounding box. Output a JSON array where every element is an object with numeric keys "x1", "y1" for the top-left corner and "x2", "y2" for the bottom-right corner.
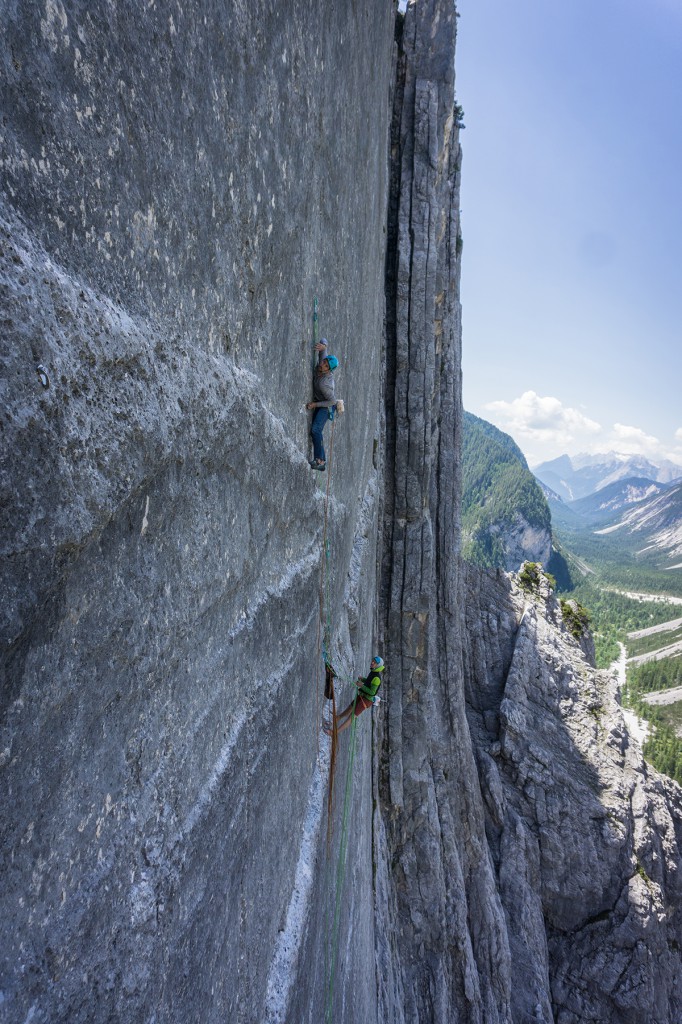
[{"x1": 462, "y1": 411, "x2": 551, "y2": 570}]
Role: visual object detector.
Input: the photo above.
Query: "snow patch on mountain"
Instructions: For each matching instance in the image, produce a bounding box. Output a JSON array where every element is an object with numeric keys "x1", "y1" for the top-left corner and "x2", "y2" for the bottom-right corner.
[
  {"x1": 595, "y1": 482, "x2": 682, "y2": 561},
  {"x1": 534, "y1": 452, "x2": 682, "y2": 502}
]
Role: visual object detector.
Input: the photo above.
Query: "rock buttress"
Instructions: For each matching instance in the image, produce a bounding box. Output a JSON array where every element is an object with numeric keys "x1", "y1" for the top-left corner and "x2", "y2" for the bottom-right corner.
[
  {"x1": 378, "y1": 2, "x2": 513, "y2": 1021},
  {"x1": 463, "y1": 565, "x2": 682, "y2": 1023}
]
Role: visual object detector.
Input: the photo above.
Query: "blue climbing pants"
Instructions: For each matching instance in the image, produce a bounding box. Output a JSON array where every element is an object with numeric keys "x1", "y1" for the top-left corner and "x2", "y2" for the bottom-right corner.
[{"x1": 311, "y1": 407, "x2": 331, "y2": 463}]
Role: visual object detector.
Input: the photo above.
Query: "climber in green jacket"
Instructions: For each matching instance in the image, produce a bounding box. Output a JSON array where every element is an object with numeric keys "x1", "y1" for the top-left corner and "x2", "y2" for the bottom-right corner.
[{"x1": 323, "y1": 656, "x2": 385, "y2": 735}]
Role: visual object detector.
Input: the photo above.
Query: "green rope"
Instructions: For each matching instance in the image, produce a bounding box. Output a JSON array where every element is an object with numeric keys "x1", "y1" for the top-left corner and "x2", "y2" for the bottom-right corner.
[
  {"x1": 321, "y1": 418, "x2": 336, "y2": 665},
  {"x1": 310, "y1": 294, "x2": 360, "y2": 1018},
  {"x1": 314, "y1": 295, "x2": 323, "y2": 730},
  {"x1": 325, "y1": 691, "x2": 359, "y2": 1023},
  {"x1": 323, "y1": 538, "x2": 332, "y2": 658}
]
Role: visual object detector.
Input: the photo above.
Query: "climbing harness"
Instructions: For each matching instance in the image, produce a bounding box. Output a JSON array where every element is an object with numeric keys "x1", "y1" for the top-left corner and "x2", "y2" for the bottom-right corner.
[{"x1": 357, "y1": 664, "x2": 385, "y2": 701}]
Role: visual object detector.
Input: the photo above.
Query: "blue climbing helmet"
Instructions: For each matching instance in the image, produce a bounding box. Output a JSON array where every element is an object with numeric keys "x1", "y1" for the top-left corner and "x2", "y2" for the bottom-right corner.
[
  {"x1": 327, "y1": 355, "x2": 339, "y2": 372},
  {"x1": 372, "y1": 655, "x2": 384, "y2": 667}
]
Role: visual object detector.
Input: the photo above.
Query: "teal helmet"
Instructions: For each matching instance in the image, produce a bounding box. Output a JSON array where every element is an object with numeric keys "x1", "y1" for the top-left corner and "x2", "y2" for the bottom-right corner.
[
  {"x1": 372, "y1": 655, "x2": 383, "y2": 666},
  {"x1": 327, "y1": 355, "x2": 339, "y2": 372}
]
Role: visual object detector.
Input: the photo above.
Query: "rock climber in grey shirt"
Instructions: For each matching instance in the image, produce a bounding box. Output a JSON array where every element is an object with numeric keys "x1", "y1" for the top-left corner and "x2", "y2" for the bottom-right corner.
[{"x1": 306, "y1": 339, "x2": 338, "y2": 471}]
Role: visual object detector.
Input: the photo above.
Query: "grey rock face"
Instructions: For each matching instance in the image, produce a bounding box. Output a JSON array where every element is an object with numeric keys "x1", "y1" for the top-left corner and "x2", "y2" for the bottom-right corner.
[
  {"x1": 463, "y1": 566, "x2": 682, "y2": 1024},
  {"x1": 489, "y1": 515, "x2": 552, "y2": 573},
  {"x1": 1, "y1": 3, "x2": 393, "y2": 1023},
  {"x1": 378, "y1": 2, "x2": 513, "y2": 1021},
  {"x1": 3, "y1": 2, "x2": 682, "y2": 1024}
]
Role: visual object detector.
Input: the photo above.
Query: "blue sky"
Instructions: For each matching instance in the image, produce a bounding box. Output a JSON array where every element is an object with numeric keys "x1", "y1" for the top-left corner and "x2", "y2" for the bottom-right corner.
[{"x1": 455, "y1": 0, "x2": 682, "y2": 467}]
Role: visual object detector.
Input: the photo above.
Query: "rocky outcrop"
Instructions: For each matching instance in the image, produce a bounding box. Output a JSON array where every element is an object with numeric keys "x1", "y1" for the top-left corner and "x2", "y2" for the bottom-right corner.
[
  {"x1": 378, "y1": 3, "x2": 513, "y2": 1021},
  {"x1": 489, "y1": 514, "x2": 552, "y2": 572},
  {"x1": 378, "y1": 3, "x2": 682, "y2": 1023},
  {"x1": 463, "y1": 566, "x2": 682, "y2": 1023}
]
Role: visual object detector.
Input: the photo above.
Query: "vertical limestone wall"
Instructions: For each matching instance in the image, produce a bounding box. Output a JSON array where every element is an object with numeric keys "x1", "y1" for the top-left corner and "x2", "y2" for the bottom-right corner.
[
  {"x1": 0, "y1": 3, "x2": 394, "y2": 1022},
  {"x1": 378, "y1": 2, "x2": 513, "y2": 1021}
]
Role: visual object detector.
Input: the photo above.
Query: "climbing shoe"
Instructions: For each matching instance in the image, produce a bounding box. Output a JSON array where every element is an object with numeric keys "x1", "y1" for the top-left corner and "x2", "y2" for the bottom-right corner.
[{"x1": 310, "y1": 460, "x2": 326, "y2": 472}]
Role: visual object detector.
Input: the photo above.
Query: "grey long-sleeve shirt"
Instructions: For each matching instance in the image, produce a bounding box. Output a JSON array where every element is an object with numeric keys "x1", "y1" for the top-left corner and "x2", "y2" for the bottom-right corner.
[{"x1": 313, "y1": 351, "x2": 336, "y2": 407}]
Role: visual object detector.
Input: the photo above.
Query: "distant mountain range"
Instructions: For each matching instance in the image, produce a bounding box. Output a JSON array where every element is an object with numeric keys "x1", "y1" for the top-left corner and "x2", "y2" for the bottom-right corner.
[
  {"x1": 533, "y1": 452, "x2": 682, "y2": 503},
  {"x1": 594, "y1": 480, "x2": 682, "y2": 567},
  {"x1": 543, "y1": 472, "x2": 682, "y2": 581},
  {"x1": 463, "y1": 433, "x2": 682, "y2": 586},
  {"x1": 567, "y1": 477, "x2": 670, "y2": 525}
]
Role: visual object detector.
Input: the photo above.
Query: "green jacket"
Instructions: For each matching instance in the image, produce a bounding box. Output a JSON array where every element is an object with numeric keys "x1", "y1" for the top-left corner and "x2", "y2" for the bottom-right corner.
[{"x1": 358, "y1": 664, "x2": 385, "y2": 700}]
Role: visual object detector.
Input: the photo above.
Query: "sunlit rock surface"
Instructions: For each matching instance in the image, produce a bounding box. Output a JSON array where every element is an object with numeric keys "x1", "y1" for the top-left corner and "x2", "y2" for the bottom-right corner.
[
  {"x1": 2, "y1": 2, "x2": 682, "y2": 1023},
  {"x1": 1, "y1": 2, "x2": 393, "y2": 1022},
  {"x1": 463, "y1": 566, "x2": 682, "y2": 1023}
]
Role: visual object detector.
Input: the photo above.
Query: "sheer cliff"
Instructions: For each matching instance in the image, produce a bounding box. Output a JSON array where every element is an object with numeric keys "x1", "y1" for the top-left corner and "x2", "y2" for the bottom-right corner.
[
  {"x1": 376, "y1": 4, "x2": 513, "y2": 1022},
  {"x1": 463, "y1": 567, "x2": 682, "y2": 1023},
  {"x1": 2, "y1": 3, "x2": 682, "y2": 1024},
  {"x1": 1, "y1": 3, "x2": 393, "y2": 1022}
]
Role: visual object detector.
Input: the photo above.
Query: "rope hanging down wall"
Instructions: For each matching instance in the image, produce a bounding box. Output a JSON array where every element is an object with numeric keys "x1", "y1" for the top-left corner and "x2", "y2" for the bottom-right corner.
[{"x1": 309, "y1": 299, "x2": 362, "y2": 1023}]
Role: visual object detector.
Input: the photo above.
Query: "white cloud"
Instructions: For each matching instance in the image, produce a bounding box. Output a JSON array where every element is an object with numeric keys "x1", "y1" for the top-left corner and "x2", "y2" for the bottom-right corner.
[
  {"x1": 600, "y1": 424, "x2": 682, "y2": 465},
  {"x1": 608, "y1": 423, "x2": 662, "y2": 457},
  {"x1": 480, "y1": 392, "x2": 682, "y2": 467},
  {"x1": 484, "y1": 391, "x2": 602, "y2": 457}
]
